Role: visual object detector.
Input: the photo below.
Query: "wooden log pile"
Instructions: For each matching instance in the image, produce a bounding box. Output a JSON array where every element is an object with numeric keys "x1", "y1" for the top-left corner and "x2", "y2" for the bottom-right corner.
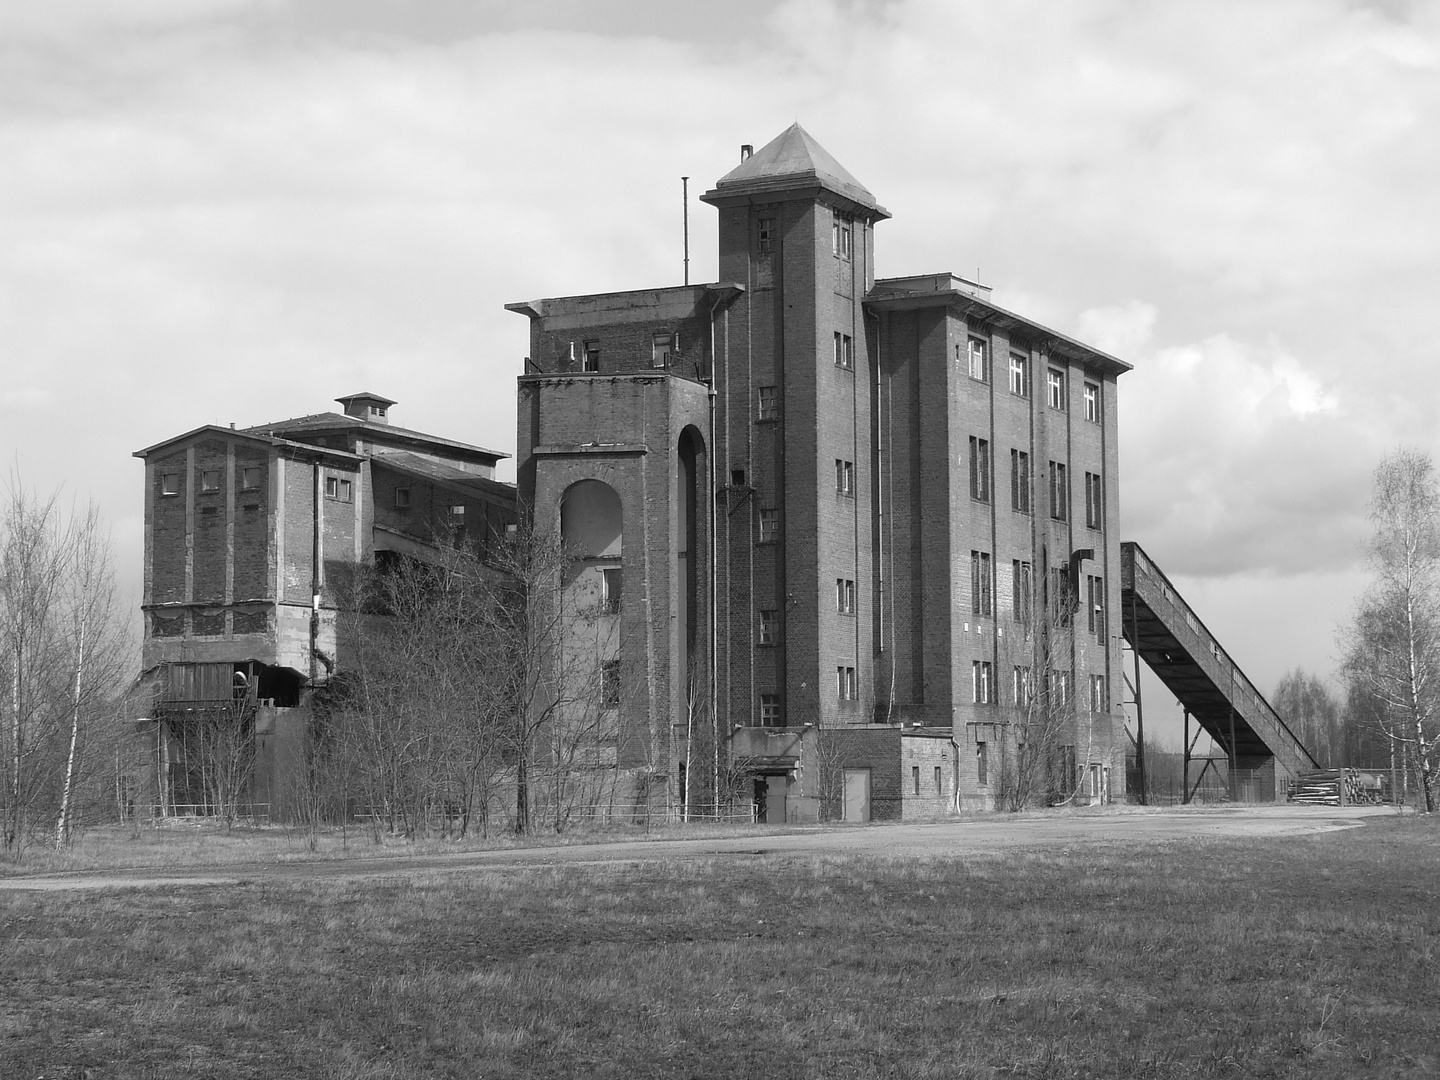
[{"x1": 1288, "y1": 768, "x2": 1389, "y2": 805}]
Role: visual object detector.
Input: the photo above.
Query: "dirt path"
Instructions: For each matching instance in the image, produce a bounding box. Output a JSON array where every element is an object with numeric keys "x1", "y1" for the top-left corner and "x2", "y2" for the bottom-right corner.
[{"x1": 0, "y1": 804, "x2": 1394, "y2": 892}]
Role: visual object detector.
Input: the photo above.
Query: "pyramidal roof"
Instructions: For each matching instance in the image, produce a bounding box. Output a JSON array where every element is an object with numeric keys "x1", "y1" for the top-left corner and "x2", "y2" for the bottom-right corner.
[{"x1": 703, "y1": 123, "x2": 889, "y2": 217}]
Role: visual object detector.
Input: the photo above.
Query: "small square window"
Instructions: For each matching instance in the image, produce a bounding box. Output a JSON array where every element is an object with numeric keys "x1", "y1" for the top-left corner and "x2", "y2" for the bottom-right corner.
[
  {"x1": 448, "y1": 504, "x2": 465, "y2": 519},
  {"x1": 758, "y1": 609, "x2": 778, "y2": 646},
  {"x1": 160, "y1": 472, "x2": 180, "y2": 497},
  {"x1": 759, "y1": 693, "x2": 782, "y2": 726},
  {"x1": 325, "y1": 476, "x2": 352, "y2": 502},
  {"x1": 1047, "y1": 369, "x2": 1067, "y2": 411},
  {"x1": 601, "y1": 567, "x2": 622, "y2": 613},
  {"x1": 394, "y1": 487, "x2": 411, "y2": 510},
  {"x1": 370, "y1": 406, "x2": 387, "y2": 419},
  {"x1": 758, "y1": 385, "x2": 779, "y2": 421},
  {"x1": 200, "y1": 470, "x2": 221, "y2": 493},
  {"x1": 758, "y1": 509, "x2": 779, "y2": 544},
  {"x1": 582, "y1": 341, "x2": 600, "y2": 372},
  {"x1": 240, "y1": 466, "x2": 262, "y2": 491},
  {"x1": 1084, "y1": 382, "x2": 1101, "y2": 424}
]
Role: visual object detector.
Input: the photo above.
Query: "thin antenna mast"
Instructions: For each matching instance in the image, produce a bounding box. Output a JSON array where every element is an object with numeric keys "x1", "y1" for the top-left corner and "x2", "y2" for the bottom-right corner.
[{"x1": 682, "y1": 176, "x2": 690, "y2": 286}]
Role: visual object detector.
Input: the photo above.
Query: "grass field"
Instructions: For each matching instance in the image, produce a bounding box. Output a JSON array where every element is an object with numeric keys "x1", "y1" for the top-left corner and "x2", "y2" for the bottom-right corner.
[{"x1": 3, "y1": 815, "x2": 1437, "y2": 1079}]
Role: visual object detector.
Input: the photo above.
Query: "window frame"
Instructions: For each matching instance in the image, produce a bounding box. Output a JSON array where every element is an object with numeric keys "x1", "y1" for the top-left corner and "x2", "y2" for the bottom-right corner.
[
  {"x1": 1049, "y1": 461, "x2": 1069, "y2": 521},
  {"x1": 758, "y1": 608, "x2": 779, "y2": 646},
  {"x1": 969, "y1": 436, "x2": 991, "y2": 503},
  {"x1": 1085, "y1": 471, "x2": 1104, "y2": 530},
  {"x1": 1009, "y1": 352, "x2": 1030, "y2": 397},
  {"x1": 393, "y1": 487, "x2": 411, "y2": 510},
  {"x1": 325, "y1": 476, "x2": 353, "y2": 503},
  {"x1": 652, "y1": 332, "x2": 673, "y2": 369},
  {"x1": 1010, "y1": 448, "x2": 1031, "y2": 514},
  {"x1": 834, "y1": 332, "x2": 854, "y2": 370},
  {"x1": 1084, "y1": 382, "x2": 1101, "y2": 424},
  {"x1": 757, "y1": 385, "x2": 779, "y2": 421},
  {"x1": 1012, "y1": 559, "x2": 1033, "y2": 624},
  {"x1": 835, "y1": 458, "x2": 854, "y2": 497},
  {"x1": 160, "y1": 472, "x2": 180, "y2": 497},
  {"x1": 973, "y1": 660, "x2": 994, "y2": 704},
  {"x1": 971, "y1": 550, "x2": 993, "y2": 617},
  {"x1": 836, "y1": 577, "x2": 856, "y2": 616},
  {"x1": 758, "y1": 508, "x2": 779, "y2": 544},
  {"x1": 601, "y1": 567, "x2": 623, "y2": 614},
  {"x1": 582, "y1": 340, "x2": 600, "y2": 372},
  {"x1": 1047, "y1": 368, "x2": 1067, "y2": 411},
  {"x1": 966, "y1": 336, "x2": 990, "y2": 383},
  {"x1": 836, "y1": 665, "x2": 858, "y2": 701},
  {"x1": 759, "y1": 693, "x2": 782, "y2": 726}
]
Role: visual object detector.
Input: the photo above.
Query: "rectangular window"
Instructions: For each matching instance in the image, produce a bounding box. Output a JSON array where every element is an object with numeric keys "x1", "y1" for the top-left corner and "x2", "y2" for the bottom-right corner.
[
  {"x1": 835, "y1": 459, "x2": 854, "y2": 497},
  {"x1": 758, "y1": 216, "x2": 775, "y2": 253},
  {"x1": 1009, "y1": 353, "x2": 1030, "y2": 397},
  {"x1": 393, "y1": 487, "x2": 410, "y2": 509},
  {"x1": 1050, "y1": 670, "x2": 1073, "y2": 707},
  {"x1": 325, "y1": 476, "x2": 352, "y2": 502},
  {"x1": 758, "y1": 385, "x2": 779, "y2": 421},
  {"x1": 836, "y1": 578, "x2": 856, "y2": 615},
  {"x1": 1047, "y1": 368, "x2": 1066, "y2": 410},
  {"x1": 160, "y1": 472, "x2": 180, "y2": 496},
  {"x1": 837, "y1": 666, "x2": 857, "y2": 701},
  {"x1": 1090, "y1": 673, "x2": 1108, "y2": 712},
  {"x1": 834, "y1": 332, "x2": 854, "y2": 370},
  {"x1": 240, "y1": 466, "x2": 262, "y2": 491},
  {"x1": 970, "y1": 551, "x2": 993, "y2": 616},
  {"x1": 760, "y1": 693, "x2": 782, "y2": 726},
  {"x1": 1049, "y1": 566, "x2": 1073, "y2": 624},
  {"x1": 1085, "y1": 472, "x2": 1103, "y2": 529},
  {"x1": 758, "y1": 509, "x2": 779, "y2": 543},
  {"x1": 969, "y1": 436, "x2": 991, "y2": 502},
  {"x1": 602, "y1": 660, "x2": 621, "y2": 708},
  {"x1": 448, "y1": 503, "x2": 465, "y2": 520},
  {"x1": 966, "y1": 337, "x2": 989, "y2": 382},
  {"x1": 934, "y1": 766, "x2": 943, "y2": 794},
  {"x1": 976, "y1": 741, "x2": 989, "y2": 786},
  {"x1": 1049, "y1": 461, "x2": 1068, "y2": 521},
  {"x1": 200, "y1": 470, "x2": 221, "y2": 493},
  {"x1": 652, "y1": 333, "x2": 673, "y2": 369},
  {"x1": 973, "y1": 660, "x2": 994, "y2": 704},
  {"x1": 758, "y1": 609, "x2": 778, "y2": 646},
  {"x1": 1086, "y1": 574, "x2": 1105, "y2": 640},
  {"x1": 1013, "y1": 665, "x2": 1033, "y2": 705},
  {"x1": 601, "y1": 567, "x2": 623, "y2": 613},
  {"x1": 833, "y1": 214, "x2": 852, "y2": 259},
  {"x1": 582, "y1": 340, "x2": 600, "y2": 372},
  {"x1": 1012, "y1": 560, "x2": 1032, "y2": 624},
  {"x1": 1084, "y1": 382, "x2": 1101, "y2": 424},
  {"x1": 913, "y1": 766, "x2": 921, "y2": 795},
  {"x1": 1010, "y1": 449, "x2": 1031, "y2": 514}
]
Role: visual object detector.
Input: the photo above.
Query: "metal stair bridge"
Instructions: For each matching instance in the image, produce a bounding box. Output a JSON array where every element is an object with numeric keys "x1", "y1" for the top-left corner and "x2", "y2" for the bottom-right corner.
[{"x1": 1120, "y1": 542, "x2": 1317, "y2": 802}]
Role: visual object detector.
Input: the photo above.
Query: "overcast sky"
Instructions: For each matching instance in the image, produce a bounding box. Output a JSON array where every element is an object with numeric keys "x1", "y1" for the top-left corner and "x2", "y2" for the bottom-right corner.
[{"x1": 3, "y1": 0, "x2": 1436, "y2": 747}]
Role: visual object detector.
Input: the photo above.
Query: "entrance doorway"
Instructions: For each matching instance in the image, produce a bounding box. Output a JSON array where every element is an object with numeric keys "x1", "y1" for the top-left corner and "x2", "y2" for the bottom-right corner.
[{"x1": 843, "y1": 768, "x2": 871, "y2": 822}]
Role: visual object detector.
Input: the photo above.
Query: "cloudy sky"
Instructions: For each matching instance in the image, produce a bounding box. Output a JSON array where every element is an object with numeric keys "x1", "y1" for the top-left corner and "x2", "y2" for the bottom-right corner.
[{"x1": 3, "y1": 0, "x2": 1436, "y2": 747}]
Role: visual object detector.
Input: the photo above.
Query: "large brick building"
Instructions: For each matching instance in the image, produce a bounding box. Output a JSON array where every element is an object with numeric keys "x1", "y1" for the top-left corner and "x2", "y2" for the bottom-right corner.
[
  {"x1": 133, "y1": 392, "x2": 515, "y2": 814},
  {"x1": 509, "y1": 124, "x2": 1131, "y2": 820}
]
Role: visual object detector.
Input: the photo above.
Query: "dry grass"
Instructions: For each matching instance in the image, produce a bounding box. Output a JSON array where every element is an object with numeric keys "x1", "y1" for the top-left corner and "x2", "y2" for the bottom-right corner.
[{"x1": 3, "y1": 815, "x2": 1437, "y2": 1079}]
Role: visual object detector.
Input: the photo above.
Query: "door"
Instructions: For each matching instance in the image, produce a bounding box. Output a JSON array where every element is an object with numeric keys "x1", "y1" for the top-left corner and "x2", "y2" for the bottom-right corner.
[
  {"x1": 843, "y1": 768, "x2": 871, "y2": 822},
  {"x1": 765, "y1": 775, "x2": 788, "y2": 824}
]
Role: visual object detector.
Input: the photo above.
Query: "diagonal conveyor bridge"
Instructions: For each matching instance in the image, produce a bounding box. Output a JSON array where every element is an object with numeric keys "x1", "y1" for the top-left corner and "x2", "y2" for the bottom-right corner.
[{"x1": 1120, "y1": 542, "x2": 1316, "y2": 801}]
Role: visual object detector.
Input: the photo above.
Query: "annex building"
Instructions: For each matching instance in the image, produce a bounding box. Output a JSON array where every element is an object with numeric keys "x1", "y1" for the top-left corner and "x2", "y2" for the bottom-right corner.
[
  {"x1": 133, "y1": 393, "x2": 515, "y2": 815},
  {"x1": 509, "y1": 124, "x2": 1132, "y2": 821}
]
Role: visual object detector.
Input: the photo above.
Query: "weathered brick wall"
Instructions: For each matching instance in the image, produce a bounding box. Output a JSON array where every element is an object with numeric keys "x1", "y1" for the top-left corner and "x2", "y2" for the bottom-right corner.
[
  {"x1": 233, "y1": 447, "x2": 269, "y2": 601},
  {"x1": 822, "y1": 726, "x2": 903, "y2": 820},
  {"x1": 150, "y1": 450, "x2": 187, "y2": 604},
  {"x1": 900, "y1": 731, "x2": 955, "y2": 819},
  {"x1": 191, "y1": 439, "x2": 228, "y2": 604},
  {"x1": 281, "y1": 458, "x2": 315, "y2": 604},
  {"x1": 526, "y1": 290, "x2": 714, "y2": 378}
]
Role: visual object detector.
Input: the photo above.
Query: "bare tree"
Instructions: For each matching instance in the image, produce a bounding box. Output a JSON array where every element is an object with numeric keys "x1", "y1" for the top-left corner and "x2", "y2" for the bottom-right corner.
[
  {"x1": 1272, "y1": 668, "x2": 1343, "y2": 769},
  {"x1": 1342, "y1": 449, "x2": 1440, "y2": 813}
]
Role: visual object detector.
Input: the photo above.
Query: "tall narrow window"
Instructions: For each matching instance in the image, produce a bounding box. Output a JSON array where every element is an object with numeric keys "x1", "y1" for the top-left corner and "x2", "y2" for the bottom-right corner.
[
  {"x1": 1089, "y1": 673, "x2": 1108, "y2": 712},
  {"x1": 1013, "y1": 665, "x2": 1033, "y2": 705},
  {"x1": 602, "y1": 660, "x2": 621, "y2": 708},
  {"x1": 582, "y1": 341, "x2": 601, "y2": 372},
  {"x1": 966, "y1": 337, "x2": 989, "y2": 382},
  {"x1": 758, "y1": 385, "x2": 779, "y2": 420},
  {"x1": 1086, "y1": 574, "x2": 1105, "y2": 641},
  {"x1": 1049, "y1": 461, "x2": 1068, "y2": 521},
  {"x1": 1084, "y1": 382, "x2": 1101, "y2": 424},
  {"x1": 1012, "y1": 560, "x2": 1033, "y2": 624},
  {"x1": 393, "y1": 487, "x2": 411, "y2": 509},
  {"x1": 601, "y1": 567, "x2": 623, "y2": 613},
  {"x1": 758, "y1": 509, "x2": 779, "y2": 543},
  {"x1": 652, "y1": 333, "x2": 673, "y2": 368},
  {"x1": 834, "y1": 332, "x2": 854, "y2": 370},
  {"x1": 835, "y1": 459, "x2": 854, "y2": 497},
  {"x1": 760, "y1": 693, "x2": 782, "y2": 726},
  {"x1": 833, "y1": 214, "x2": 852, "y2": 259},
  {"x1": 976, "y1": 741, "x2": 989, "y2": 786},
  {"x1": 757, "y1": 217, "x2": 775, "y2": 254},
  {"x1": 1010, "y1": 449, "x2": 1031, "y2": 514},
  {"x1": 1047, "y1": 368, "x2": 1066, "y2": 410},
  {"x1": 969, "y1": 437, "x2": 991, "y2": 502},
  {"x1": 836, "y1": 578, "x2": 856, "y2": 615},
  {"x1": 758, "y1": 609, "x2": 778, "y2": 645},
  {"x1": 1009, "y1": 353, "x2": 1030, "y2": 397},
  {"x1": 973, "y1": 661, "x2": 994, "y2": 704},
  {"x1": 1085, "y1": 472, "x2": 1103, "y2": 529},
  {"x1": 971, "y1": 551, "x2": 993, "y2": 616},
  {"x1": 837, "y1": 666, "x2": 858, "y2": 701}
]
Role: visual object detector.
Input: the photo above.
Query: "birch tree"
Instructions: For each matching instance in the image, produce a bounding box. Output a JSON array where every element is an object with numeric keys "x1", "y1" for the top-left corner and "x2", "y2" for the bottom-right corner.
[{"x1": 1342, "y1": 449, "x2": 1440, "y2": 813}]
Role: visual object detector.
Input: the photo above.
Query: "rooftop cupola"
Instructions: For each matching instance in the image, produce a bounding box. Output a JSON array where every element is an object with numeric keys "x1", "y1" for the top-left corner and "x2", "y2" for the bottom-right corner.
[{"x1": 335, "y1": 391, "x2": 397, "y2": 424}]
